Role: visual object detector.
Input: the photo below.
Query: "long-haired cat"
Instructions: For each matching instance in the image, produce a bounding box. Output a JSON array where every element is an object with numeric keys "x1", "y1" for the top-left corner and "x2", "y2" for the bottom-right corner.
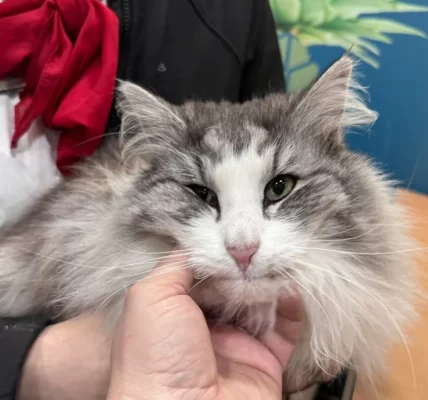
[{"x1": 0, "y1": 57, "x2": 417, "y2": 391}]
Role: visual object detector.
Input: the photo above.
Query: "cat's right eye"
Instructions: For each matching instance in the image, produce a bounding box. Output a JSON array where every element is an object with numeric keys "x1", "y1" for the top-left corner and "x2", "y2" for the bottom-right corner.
[{"x1": 187, "y1": 185, "x2": 219, "y2": 209}]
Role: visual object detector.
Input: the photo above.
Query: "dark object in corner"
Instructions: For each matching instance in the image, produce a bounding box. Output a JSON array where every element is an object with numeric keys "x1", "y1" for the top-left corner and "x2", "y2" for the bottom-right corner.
[{"x1": 316, "y1": 369, "x2": 357, "y2": 400}]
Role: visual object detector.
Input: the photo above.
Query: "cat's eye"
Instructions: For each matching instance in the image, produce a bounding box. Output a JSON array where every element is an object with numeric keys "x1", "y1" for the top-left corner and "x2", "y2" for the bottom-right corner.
[
  {"x1": 188, "y1": 185, "x2": 219, "y2": 209},
  {"x1": 265, "y1": 175, "x2": 296, "y2": 204}
]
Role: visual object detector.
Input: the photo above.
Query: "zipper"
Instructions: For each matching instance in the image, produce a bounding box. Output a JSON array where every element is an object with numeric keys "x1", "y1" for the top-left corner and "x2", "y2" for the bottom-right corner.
[
  {"x1": 118, "y1": 0, "x2": 132, "y2": 79},
  {"x1": 107, "y1": 0, "x2": 132, "y2": 133}
]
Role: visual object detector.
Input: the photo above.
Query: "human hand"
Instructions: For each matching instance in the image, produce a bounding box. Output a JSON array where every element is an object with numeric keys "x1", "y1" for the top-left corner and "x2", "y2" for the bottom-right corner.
[
  {"x1": 17, "y1": 312, "x2": 112, "y2": 400},
  {"x1": 107, "y1": 252, "x2": 304, "y2": 400},
  {"x1": 18, "y1": 251, "x2": 303, "y2": 400}
]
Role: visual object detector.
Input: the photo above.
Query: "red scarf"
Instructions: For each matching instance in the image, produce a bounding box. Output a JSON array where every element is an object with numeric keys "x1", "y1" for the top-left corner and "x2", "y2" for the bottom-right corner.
[{"x1": 0, "y1": 0, "x2": 119, "y2": 174}]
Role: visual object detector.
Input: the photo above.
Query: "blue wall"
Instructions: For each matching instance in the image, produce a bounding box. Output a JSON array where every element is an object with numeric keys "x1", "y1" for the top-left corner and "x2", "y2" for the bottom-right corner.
[{"x1": 308, "y1": 6, "x2": 428, "y2": 194}]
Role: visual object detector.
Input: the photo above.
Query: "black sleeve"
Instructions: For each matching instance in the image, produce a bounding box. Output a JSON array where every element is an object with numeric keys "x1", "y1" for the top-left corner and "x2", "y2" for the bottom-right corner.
[
  {"x1": 315, "y1": 370, "x2": 357, "y2": 400},
  {"x1": 239, "y1": 0, "x2": 286, "y2": 102},
  {"x1": 0, "y1": 316, "x2": 50, "y2": 400}
]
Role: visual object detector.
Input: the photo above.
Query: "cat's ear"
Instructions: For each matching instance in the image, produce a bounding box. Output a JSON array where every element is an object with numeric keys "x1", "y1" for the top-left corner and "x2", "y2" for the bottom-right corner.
[
  {"x1": 291, "y1": 56, "x2": 378, "y2": 144},
  {"x1": 116, "y1": 81, "x2": 185, "y2": 160}
]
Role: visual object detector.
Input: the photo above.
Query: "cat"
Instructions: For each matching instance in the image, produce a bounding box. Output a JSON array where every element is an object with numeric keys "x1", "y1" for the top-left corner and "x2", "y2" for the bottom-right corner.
[{"x1": 0, "y1": 56, "x2": 417, "y2": 391}]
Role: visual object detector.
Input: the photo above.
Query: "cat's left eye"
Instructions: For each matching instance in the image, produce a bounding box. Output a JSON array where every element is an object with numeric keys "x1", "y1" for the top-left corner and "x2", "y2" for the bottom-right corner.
[
  {"x1": 187, "y1": 185, "x2": 219, "y2": 209},
  {"x1": 265, "y1": 175, "x2": 296, "y2": 204}
]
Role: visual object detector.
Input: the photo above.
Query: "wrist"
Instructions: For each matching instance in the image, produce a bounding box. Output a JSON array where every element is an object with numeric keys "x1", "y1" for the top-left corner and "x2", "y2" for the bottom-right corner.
[
  {"x1": 0, "y1": 316, "x2": 50, "y2": 400},
  {"x1": 17, "y1": 314, "x2": 112, "y2": 400},
  {"x1": 16, "y1": 324, "x2": 52, "y2": 400}
]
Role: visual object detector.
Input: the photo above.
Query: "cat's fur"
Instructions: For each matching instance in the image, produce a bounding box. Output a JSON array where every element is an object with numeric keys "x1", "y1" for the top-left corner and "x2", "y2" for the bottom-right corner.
[{"x1": 0, "y1": 57, "x2": 417, "y2": 390}]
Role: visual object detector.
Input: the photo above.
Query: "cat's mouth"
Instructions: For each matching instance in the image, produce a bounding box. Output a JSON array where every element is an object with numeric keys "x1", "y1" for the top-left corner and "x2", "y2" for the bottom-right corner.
[{"x1": 197, "y1": 272, "x2": 280, "y2": 285}]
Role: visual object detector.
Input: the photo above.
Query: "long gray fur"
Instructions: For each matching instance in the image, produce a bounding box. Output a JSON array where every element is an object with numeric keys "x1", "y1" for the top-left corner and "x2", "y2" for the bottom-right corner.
[{"x1": 0, "y1": 57, "x2": 417, "y2": 391}]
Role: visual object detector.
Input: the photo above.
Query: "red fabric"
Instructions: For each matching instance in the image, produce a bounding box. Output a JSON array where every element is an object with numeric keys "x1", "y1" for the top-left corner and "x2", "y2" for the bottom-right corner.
[{"x1": 0, "y1": 0, "x2": 119, "y2": 174}]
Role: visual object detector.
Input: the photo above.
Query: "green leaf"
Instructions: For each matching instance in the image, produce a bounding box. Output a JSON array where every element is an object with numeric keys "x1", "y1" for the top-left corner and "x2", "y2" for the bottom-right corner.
[
  {"x1": 322, "y1": 19, "x2": 393, "y2": 43},
  {"x1": 288, "y1": 63, "x2": 320, "y2": 92},
  {"x1": 297, "y1": 27, "x2": 380, "y2": 67},
  {"x1": 297, "y1": 31, "x2": 327, "y2": 45},
  {"x1": 300, "y1": 0, "x2": 336, "y2": 26},
  {"x1": 299, "y1": 19, "x2": 393, "y2": 44},
  {"x1": 340, "y1": 35, "x2": 381, "y2": 55},
  {"x1": 359, "y1": 18, "x2": 427, "y2": 38},
  {"x1": 331, "y1": 0, "x2": 428, "y2": 18},
  {"x1": 298, "y1": 26, "x2": 337, "y2": 44},
  {"x1": 289, "y1": 36, "x2": 312, "y2": 69},
  {"x1": 347, "y1": 46, "x2": 380, "y2": 68},
  {"x1": 395, "y1": 3, "x2": 428, "y2": 12},
  {"x1": 277, "y1": 35, "x2": 288, "y2": 64},
  {"x1": 269, "y1": 0, "x2": 301, "y2": 26},
  {"x1": 329, "y1": 32, "x2": 381, "y2": 65}
]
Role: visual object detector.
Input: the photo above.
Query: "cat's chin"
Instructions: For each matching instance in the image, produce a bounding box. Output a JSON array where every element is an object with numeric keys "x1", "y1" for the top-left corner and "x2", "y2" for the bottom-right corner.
[
  {"x1": 192, "y1": 275, "x2": 284, "y2": 303},
  {"x1": 190, "y1": 275, "x2": 286, "y2": 336}
]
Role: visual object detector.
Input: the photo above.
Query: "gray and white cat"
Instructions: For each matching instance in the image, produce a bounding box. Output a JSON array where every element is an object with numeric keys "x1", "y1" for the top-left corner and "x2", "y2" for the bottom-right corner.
[{"x1": 0, "y1": 57, "x2": 417, "y2": 390}]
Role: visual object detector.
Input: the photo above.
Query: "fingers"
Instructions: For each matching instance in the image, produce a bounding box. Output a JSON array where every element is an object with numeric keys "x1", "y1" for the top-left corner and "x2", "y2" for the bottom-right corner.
[
  {"x1": 276, "y1": 293, "x2": 305, "y2": 344},
  {"x1": 107, "y1": 248, "x2": 216, "y2": 400},
  {"x1": 128, "y1": 248, "x2": 194, "y2": 303},
  {"x1": 260, "y1": 293, "x2": 304, "y2": 370}
]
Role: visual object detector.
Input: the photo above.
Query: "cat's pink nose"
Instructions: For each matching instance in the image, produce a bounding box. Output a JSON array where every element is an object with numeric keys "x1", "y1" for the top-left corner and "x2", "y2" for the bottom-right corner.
[{"x1": 227, "y1": 245, "x2": 259, "y2": 270}]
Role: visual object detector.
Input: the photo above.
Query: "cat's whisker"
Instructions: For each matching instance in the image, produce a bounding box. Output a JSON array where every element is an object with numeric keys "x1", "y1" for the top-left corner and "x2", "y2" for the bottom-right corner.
[
  {"x1": 15, "y1": 246, "x2": 192, "y2": 270},
  {"x1": 311, "y1": 223, "x2": 403, "y2": 244},
  {"x1": 96, "y1": 265, "x2": 194, "y2": 312},
  {"x1": 76, "y1": 260, "x2": 189, "y2": 291},
  {"x1": 273, "y1": 267, "x2": 340, "y2": 363},
  {"x1": 106, "y1": 254, "x2": 193, "y2": 270},
  {"x1": 274, "y1": 267, "x2": 353, "y2": 370},
  {"x1": 110, "y1": 260, "x2": 190, "y2": 281},
  {"x1": 307, "y1": 333, "x2": 340, "y2": 378},
  {"x1": 14, "y1": 247, "x2": 115, "y2": 269},
  {"x1": 292, "y1": 246, "x2": 428, "y2": 257},
  {"x1": 113, "y1": 242, "x2": 191, "y2": 256},
  {"x1": 290, "y1": 268, "x2": 358, "y2": 339},
  {"x1": 308, "y1": 223, "x2": 396, "y2": 242},
  {"x1": 290, "y1": 258, "x2": 417, "y2": 389},
  {"x1": 78, "y1": 259, "x2": 192, "y2": 289},
  {"x1": 73, "y1": 131, "x2": 121, "y2": 147},
  {"x1": 109, "y1": 252, "x2": 193, "y2": 268},
  {"x1": 188, "y1": 273, "x2": 213, "y2": 294},
  {"x1": 278, "y1": 263, "x2": 367, "y2": 362}
]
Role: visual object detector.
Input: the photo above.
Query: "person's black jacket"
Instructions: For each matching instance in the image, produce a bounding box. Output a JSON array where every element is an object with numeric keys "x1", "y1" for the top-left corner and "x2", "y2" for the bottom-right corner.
[
  {"x1": 109, "y1": 0, "x2": 285, "y2": 104},
  {"x1": 0, "y1": 1, "x2": 285, "y2": 398}
]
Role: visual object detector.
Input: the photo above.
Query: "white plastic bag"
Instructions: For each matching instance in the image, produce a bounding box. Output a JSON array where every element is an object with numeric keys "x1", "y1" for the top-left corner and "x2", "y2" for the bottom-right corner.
[{"x1": 0, "y1": 86, "x2": 62, "y2": 230}]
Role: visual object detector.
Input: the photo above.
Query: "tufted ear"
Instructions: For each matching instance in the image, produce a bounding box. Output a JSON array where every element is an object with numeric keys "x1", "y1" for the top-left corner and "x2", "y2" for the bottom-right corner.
[
  {"x1": 290, "y1": 56, "x2": 378, "y2": 144},
  {"x1": 115, "y1": 81, "x2": 186, "y2": 160}
]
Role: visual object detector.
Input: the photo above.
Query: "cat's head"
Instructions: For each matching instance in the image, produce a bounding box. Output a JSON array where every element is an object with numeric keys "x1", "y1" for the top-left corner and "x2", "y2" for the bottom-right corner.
[
  {"x1": 115, "y1": 57, "x2": 415, "y2": 379},
  {"x1": 116, "y1": 56, "x2": 381, "y2": 291}
]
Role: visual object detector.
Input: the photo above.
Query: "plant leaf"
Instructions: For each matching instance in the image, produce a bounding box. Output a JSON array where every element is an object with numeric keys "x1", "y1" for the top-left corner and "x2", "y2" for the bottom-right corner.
[
  {"x1": 395, "y1": 3, "x2": 428, "y2": 12},
  {"x1": 310, "y1": 19, "x2": 394, "y2": 43},
  {"x1": 288, "y1": 63, "x2": 320, "y2": 92},
  {"x1": 269, "y1": 0, "x2": 301, "y2": 26},
  {"x1": 289, "y1": 36, "x2": 312, "y2": 68},
  {"x1": 300, "y1": 0, "x2": 336, "y2": 26},
  {"x1": 298, "y1": 26, "x2": 337, "y2": 44},
  {"x1": 359, "y1": 18, "x2": 427, "y2": 38},
  {"x1": 331, "y1": 0, "x2": 428, "y2": 18},
  {"x1": 298, "y1": 27, "x2": 380, "y2": 67},
  {"x1": 346, "y1": 46, "x2": 380, "y2": 68},
  {"x1": 340, "y1": 35, "x2": 381, "y2": 55}
]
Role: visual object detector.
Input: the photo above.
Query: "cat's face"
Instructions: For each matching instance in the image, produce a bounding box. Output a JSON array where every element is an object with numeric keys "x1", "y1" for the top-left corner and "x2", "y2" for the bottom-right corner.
[
  {"x1": 118, "y1": 57, "x2": 390, "y2": 306},
  {"x1": 132, "y1": 125, "x2": 357, "y2": 304}
]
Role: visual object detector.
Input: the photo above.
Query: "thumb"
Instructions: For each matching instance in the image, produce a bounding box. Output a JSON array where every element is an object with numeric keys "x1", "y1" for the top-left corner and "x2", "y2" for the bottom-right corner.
[
  {"x1": 133, "y1": 250, "x2": 194, "y2": 301},
  {"x1": 107, "y1": 250, "x2": 216, "y2": 400}
]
